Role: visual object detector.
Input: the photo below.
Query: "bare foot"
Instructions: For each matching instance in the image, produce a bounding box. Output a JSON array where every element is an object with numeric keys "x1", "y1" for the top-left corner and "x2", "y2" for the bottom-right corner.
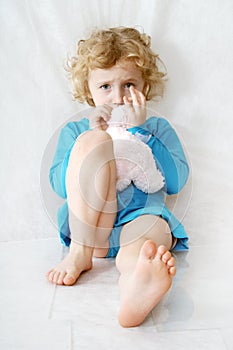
[
  {"x1": 118, "y1": 240, "x2": 176, "y2": 327},
  {"x1": 46, "y1": 242, "x2": 93, "y2": 286}
]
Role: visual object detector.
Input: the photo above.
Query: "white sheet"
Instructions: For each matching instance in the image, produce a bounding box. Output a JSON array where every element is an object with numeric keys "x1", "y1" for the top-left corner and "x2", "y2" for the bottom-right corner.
[{"x1": 0, "y1": 0, "x2": 232, "y2": 242}]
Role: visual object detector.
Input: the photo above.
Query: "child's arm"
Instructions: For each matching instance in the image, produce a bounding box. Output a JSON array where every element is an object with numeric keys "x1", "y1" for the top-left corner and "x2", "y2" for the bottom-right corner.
[
  {"x1": 147, "y1": 117, "x2": 189, "y2": 195},
  {"x1": 49, "y1": 120, "x2": 89, "y2": 198}
]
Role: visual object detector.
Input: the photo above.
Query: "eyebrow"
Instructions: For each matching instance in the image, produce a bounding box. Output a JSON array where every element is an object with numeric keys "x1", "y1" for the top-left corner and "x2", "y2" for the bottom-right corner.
[
  {"x1": 95, "y1": 81, "x2": 111, "y2": 87},
  {"x1": 95, "y1": 78, "x2": 139, "y2": 86}
]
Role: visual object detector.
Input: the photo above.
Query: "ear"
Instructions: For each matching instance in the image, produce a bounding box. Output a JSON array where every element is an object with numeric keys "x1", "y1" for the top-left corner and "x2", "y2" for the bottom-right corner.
[
  {"x1": 84, "y1": 81, "x2": 95, "y2": 106},
  {"x1": 86, "y1": 90, "x2": 95, "y2": 106},
  {"x1": 86, "y1": 96, "x2": 95, "y2": 107},
  {"x1": 143, "y1": 82, "x2": 150, "y2": 99}
]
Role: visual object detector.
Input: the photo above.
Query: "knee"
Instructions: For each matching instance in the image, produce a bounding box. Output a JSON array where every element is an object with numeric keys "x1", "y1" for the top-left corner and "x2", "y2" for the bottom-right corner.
[
  {"x1": 68, "y1": 130, "x2": 113, "y2": 161},
  {"x1": 67, "y1": 130, "x2": 114, "y2": 173},
  {"x1": 76, "y1": 130, "x2": 112, "y2": 152},
  {"x1": 158, "y1": 216, "x2": 171, "y2": 234}
]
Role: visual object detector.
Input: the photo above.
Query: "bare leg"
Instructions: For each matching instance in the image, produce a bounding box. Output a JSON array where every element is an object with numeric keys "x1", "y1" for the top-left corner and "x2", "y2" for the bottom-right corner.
[
  {"x1": 115, "y1": 215, "x2": 176, "y2": 327},
  {"x1": 47, "y1": 130, "x2": 117, "y2": 285}
]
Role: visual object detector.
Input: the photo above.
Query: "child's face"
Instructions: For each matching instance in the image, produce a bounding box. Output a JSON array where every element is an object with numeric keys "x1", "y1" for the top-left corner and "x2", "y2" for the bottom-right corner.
[{"x1": 88, "y1": 60, "x2": 146, "y2": 106}]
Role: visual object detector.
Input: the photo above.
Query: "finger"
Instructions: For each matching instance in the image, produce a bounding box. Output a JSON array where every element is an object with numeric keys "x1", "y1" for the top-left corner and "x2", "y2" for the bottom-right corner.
[
  {"x1": 102, "y1": 113, "x2": 111, "y2": 123},
  {"x1": 97, "y1": 113, "x2": 110, "y2": 126},
  {"x1": 137, "y1": 90, "x2": 146, "y2": 106},
  {"x1": 99, "y1": 118, "x2": 108, "y2": 130},
  {"x1": 123, "y1": 95, "x2": 133, "y2": 105},
  {"x1": 90, "y1": 115, "x2": 105, "y2": 130},
  {"x1": 94, "y1": 117, "x2": 108, "y2": 130},
  {"x1": 102, "y1": 105, "x2": 113, "y2": 122},
  {"x1": 130, "y1": 86, "x2": 146, "y2": 107},
  {"x1": 91, "y1": 117, "x2": 101, "y2": 130},
  {"x1": 129, "y1": 86, "x2": 140, "y2": 105},
  {"x1": 104, "y1": 104, "x2": 113, "y2": 112}
]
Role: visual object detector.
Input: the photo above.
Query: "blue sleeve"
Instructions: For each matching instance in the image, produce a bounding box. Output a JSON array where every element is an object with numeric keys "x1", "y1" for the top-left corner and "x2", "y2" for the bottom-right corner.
[
  {"x1": 146, "y1": 117, "x2": 189, "y2": 195},
  {"x1": 49, "y1": 119, "x2": 89, "y2": 198}
]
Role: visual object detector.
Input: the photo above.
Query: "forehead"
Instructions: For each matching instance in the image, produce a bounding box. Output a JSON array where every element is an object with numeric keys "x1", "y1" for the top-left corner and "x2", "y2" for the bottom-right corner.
[{"x1": 88, "y1": 60, "x2": 143, "y2": 82}]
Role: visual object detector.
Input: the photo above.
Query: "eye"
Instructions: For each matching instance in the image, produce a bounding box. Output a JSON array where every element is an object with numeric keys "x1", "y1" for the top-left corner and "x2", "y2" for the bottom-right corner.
[
  {"x1": 124, "y1": 82, "x2": 134, "y2": 89},
  {"x1": 100, "y1": 84, "x2": 110, "y2": 90}
]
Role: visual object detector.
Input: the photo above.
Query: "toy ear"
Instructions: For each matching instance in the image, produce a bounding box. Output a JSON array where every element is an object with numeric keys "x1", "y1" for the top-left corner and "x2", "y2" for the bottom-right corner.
[{"x1": 111, "y1": 105, "x2": 126, "y2": 123}]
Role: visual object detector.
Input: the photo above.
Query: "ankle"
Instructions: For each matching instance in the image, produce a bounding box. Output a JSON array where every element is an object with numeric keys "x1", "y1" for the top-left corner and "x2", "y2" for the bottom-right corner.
[{"x1": 70, "y1": 241, "x2": 94, "y2": 259}]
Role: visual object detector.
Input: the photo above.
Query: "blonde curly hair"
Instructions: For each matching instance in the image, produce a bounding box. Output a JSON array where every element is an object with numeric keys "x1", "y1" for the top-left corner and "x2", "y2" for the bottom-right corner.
[{"x1": 66, "y1": 27, "x2": 167, "y2": 106}]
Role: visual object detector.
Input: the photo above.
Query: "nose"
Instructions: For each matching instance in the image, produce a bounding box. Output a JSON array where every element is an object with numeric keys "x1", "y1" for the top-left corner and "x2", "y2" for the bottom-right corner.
[{"x1": 112, "y1": 88, "x2": 124, "y2": 105}]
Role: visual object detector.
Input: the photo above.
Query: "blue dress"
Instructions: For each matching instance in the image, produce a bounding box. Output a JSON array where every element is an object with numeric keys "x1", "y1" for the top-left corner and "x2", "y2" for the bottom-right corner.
[{"x1": 49, "y1": 116, "x2": 189, "y2": 257}]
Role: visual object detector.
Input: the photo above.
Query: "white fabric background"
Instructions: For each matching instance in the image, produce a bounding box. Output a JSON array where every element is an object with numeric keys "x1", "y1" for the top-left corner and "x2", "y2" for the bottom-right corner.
[{"x1": 0, "y1": 0, "x2": 232, "y2": 241}]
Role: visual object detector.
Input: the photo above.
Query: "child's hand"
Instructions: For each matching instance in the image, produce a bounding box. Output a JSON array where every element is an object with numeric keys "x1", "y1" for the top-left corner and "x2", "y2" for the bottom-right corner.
[
  {"x1": 123, "y1": 86, "x2": 146, "y2": 128},
  {"x1": 89, "y1": 104, "x2": 113, "y2": 130}
]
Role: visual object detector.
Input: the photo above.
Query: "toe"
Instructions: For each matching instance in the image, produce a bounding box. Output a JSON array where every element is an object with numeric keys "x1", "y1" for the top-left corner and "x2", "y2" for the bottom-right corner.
[
  {"x1": 162, "y1": 251, "x2": 171, "y2": 264},
  {"x1": 169, "y1": 266, "x2": 176, "y2": 276},
  {"x1": 140, "y1": 240, "x2": 157, "y2": 260},
  {"x1": 52, "y1": 271, "x2": 61, "y2": 284},
  {"x1": 46, "y1": 269, "x2": 53, "y2": 277},
  {"x1": 63, "y1": 273, "x2": 77, "y2": 286},
  {"x1": 156, "y1": 245, "x2": 167, "y2": 259},
  {"x1": 47, "y1": 270, "x2": 56, "y2": 283},
  {"x1": 167, "y1": 256, "x2": 176, "y2": 268},
  {"x1": 57, "y1": 271, "x2": 67, "y2": 285}
]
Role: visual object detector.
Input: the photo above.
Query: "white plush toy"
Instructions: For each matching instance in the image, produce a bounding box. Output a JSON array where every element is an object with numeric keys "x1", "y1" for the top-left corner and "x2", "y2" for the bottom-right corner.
[{"x1": 106, "y1": 105, "x2": 165, "y2": 193}]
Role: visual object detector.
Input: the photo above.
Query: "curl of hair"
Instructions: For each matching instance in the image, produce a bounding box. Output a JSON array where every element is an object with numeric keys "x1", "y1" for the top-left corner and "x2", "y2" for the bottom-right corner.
[{"x1": 66, "y1": 27, "x2": 167, "y2": 106}]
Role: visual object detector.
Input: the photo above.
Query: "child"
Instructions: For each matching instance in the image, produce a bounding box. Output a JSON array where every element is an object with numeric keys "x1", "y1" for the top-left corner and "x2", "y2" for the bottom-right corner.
[{"x1": 46, "y1": 27, "x2": 189, "y2": 328}]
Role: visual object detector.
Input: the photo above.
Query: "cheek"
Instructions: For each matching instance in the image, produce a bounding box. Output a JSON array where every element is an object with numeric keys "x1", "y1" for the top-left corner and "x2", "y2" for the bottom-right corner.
[
  {"x1": 92, "y1": 92, "x2": 108, "y2": 106},
  {"x1": 124, "y1": 89, "x2": 131, "y2": 97}
]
